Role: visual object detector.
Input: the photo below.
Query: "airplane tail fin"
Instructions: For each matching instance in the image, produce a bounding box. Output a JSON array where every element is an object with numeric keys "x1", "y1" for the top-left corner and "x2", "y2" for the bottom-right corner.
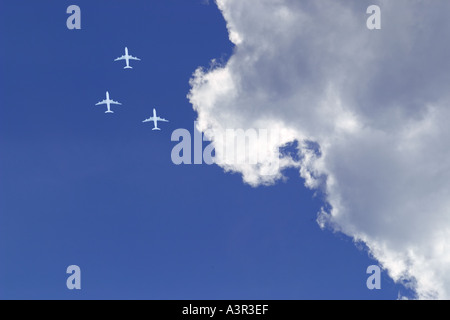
[
  {"x1": 152, "y1": 128, "x2": 161, "y2": 131},
  {"x1": 105, "y1": 111, "x2": 114, "y2": 114},
  {"x1": 124, "y1": 66, "x2": 133, "y2": 69}
]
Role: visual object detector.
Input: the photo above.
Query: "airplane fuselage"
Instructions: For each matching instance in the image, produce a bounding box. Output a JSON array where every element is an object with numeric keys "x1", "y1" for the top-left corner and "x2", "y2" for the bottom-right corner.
[
  {"x1": 152, "y1": 108, "x2": 159, "y2": 129},
  {"x1": 105, "y1": 91, "x2": 112, "y2": 113},
  {"x1": 124, "y1": 47, "x2": 131, "y2": 68}
]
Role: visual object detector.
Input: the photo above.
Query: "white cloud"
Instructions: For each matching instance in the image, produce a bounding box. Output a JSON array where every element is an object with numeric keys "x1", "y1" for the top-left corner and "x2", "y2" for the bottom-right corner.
[{"x1": 188, "y1": 0, "x2": 450, "y2": 299}]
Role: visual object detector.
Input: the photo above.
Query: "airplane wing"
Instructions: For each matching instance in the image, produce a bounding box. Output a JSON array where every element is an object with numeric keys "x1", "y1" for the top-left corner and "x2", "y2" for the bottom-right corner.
[
  {"x1": 95, "y1": 100, "x2": 107, "y2": 105},
  {"x1": 156, "y1": 117, "x2": 169, "y2": 122},
  {"x1": 142, "y1": 117, "x2": 155, "y2": 123},
  {"x1": 114, "y1": 55, "x2": 126, "y2": 61},
  {"x1": 109, "y1": 100, "x2": 122, "y2": 105},
  {"x1": 129, "y1": 55, "x2": 141, "y2": 61}
]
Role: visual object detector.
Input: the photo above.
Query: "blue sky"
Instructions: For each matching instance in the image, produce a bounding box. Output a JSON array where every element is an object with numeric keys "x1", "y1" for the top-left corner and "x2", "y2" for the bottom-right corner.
[{"x1": 0, "y1": 0, "x2": 412, "y2": 300}]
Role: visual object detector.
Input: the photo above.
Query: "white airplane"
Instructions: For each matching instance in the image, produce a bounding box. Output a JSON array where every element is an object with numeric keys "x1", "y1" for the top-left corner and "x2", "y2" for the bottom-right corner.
[
  {"x1": 95, "y1": 91, "x2": 122, "y2": 114},
  {"x1": 143, "y1": 108, "x2": 169, "y2": 130},
  {"x1": 114, "y1": 47, "x2": 141, "y2": 69}
]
